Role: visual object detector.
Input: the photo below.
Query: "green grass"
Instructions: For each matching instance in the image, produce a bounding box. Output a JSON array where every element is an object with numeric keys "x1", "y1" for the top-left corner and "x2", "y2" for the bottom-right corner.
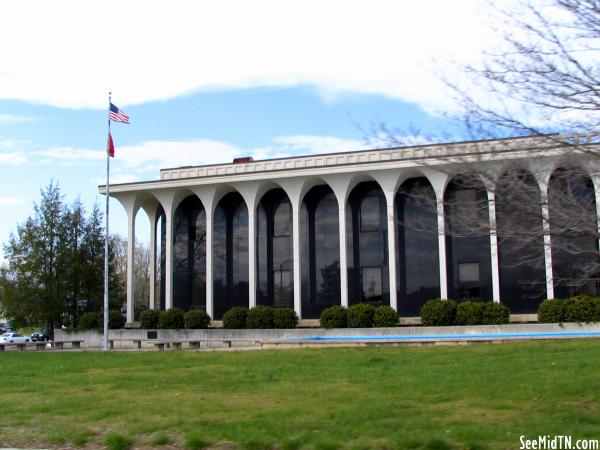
[{"x1": 0, "y1": 340, "x2": 599, "y2": 449}]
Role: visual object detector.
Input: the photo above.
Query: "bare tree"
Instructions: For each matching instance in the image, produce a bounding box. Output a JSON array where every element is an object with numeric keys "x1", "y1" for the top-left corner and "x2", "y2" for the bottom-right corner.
[
  {"x1": 450, "y1": 0, "x2": 600, "y2": 138},
  {"x1": 365, "y1": 1, "x2": 600, "y2": 301}
]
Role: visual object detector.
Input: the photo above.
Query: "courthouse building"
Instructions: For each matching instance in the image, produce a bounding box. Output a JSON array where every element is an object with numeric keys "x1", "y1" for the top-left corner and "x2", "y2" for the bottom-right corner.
[{"x1": 101, "y1": 134, "x2": 600, "y2": 324}]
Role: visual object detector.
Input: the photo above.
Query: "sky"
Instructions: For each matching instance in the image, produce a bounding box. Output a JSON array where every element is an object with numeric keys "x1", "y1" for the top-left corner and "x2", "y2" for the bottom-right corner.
[{"x1": 0, "y1": 0, "x2": 510, "y2": 257}]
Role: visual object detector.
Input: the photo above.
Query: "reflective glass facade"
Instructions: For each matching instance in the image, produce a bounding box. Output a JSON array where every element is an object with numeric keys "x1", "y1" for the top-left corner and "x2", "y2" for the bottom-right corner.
[
  {"x1": 347, "y1": 182, "x2": 389, "y2": 306},
  {"x1": 549, "y1": 168, "x2": 600, "y2": 298},
  {"x1": 138, "y1": 141, "x2": 600, "y2": 323},
  {"x1": 445, "y1": 177, "x2": 493, "y2": 300},
  {"x1": 173, "y1": 196, "x2": 207, "y2": 311},
  {"x1": 496, "y1": 171, "x2": 546, "y2": 312},
  {"x1": 300, "y1": 185, "x2": 340, "y2": 318},
  {"x1": 213, "y1": 192, "x2": 249, "y2": 319},
  {"x1": 257, "y1": 189, "x2": 294, "y2": 308},
  {"x1": 395, "y1": 178, "x2": 440, "y2": 315}
]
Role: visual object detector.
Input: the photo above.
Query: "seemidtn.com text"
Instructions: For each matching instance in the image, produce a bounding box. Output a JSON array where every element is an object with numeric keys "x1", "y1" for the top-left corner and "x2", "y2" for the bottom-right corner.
[{"x1": 520, "y1": 436, "x2": 599, "y2": 450}]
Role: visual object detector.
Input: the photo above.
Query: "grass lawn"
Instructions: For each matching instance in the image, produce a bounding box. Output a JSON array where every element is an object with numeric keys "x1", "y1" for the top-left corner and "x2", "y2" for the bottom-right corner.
[{"x1": 0, "y1": 340, "x2": 599, "y2": 449}]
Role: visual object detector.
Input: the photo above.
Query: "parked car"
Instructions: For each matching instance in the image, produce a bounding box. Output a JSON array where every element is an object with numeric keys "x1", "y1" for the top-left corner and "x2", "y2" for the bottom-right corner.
[
  {"x1": 0, "y1": 333, "x2": 30, "y2": 345},
  {"x1": 31, "y1": 330, "x2": 51, "y2": 342}
]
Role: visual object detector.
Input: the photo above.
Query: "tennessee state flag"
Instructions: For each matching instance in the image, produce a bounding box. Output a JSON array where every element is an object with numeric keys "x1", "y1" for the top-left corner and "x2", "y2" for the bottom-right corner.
[{"x1": 107, "y1": 133, "x2": 115, "y2": 158}]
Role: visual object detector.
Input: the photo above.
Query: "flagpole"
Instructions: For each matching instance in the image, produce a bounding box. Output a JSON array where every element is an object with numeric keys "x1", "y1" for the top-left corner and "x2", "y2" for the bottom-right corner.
[{"x1": 103, "y1": 92, "x2": 111, "y2": 351}]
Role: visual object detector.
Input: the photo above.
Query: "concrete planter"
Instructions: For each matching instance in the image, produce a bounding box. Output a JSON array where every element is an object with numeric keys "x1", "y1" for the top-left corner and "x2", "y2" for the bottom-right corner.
[{"x1": 55, "y1": 322, "x2": 600, "y2": 349}]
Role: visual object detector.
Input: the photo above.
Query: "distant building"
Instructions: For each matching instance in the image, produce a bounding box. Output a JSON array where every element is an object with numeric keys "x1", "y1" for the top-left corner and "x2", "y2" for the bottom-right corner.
[{"x1": 101, "y1": 134, "x2": 600, "y2": 323}]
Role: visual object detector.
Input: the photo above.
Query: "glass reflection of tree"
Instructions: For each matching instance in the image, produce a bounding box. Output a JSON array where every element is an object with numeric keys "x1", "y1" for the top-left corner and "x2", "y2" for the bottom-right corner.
[
  {"x1": 318, "y1": 261, "x2": 340, "y2": 305},
  {"x1": 367, "y1": 277, "x2": 376, "y2": 299},
  {"x1": 274, "y1": 259, "x2": 292, "y2": 307}
]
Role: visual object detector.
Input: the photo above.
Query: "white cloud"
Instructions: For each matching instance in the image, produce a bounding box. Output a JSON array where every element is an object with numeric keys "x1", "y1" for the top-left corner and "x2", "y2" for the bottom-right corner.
[
  {"x1": 0, "y1": 152, "x2": 27, "y2": 165},
  {"x1": 273, "y1": 135, "x2": 364, "y2": 155},
  {"x1": 0, "y1": 138, "x2": 29, "y2": 151},
  {"x1": 0, "y1": 197, "x2": 26, "y2": 206},
  {"x1": 0, "y1": 0, "x2": 498, "y2": 114},
  {"x1": 39, "y1": 134, "x2": 367, "y2": 180},
  {"x1": 37, "y1": 147, "x2": 104, "y2": 163},
  {"x1": 0, "y1": 114, "x2": 34, "y2": 123}
]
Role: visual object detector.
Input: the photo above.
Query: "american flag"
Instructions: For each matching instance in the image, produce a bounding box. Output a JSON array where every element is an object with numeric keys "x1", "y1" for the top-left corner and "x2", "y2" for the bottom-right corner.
[{"x1": 109, "y1": 103, "x2": 129, "y2": 123}]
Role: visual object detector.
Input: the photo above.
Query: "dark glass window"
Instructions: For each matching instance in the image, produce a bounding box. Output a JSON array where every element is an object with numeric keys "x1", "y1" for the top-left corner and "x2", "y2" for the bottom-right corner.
[
  {"x1": 395, "y1": 178, "x2": 440, "y2": 316},
  {"x1": 213, "y1": 192, "x2": 249, "y2": 319},
  {"x1": 300, "y1": 185, "x2": 340, "y2": 318},
  {"x1": 445, "y1": 176, "x2": 493, "y2": 300},
  {"x1": 172, "y1": 196, "x2": 206, "y2": 312},
  {"x1": 347, "y1": 182, "x2": 389, "y2": 306},
  {"x1": 256, "y1": 189, "x2": 294, "y2": 308},
  {"x1": 549, "y1": 168, "x2": 600, "y2": 297},
  {"x1": 496, "y1": 170, "x2": 546, "y2": 312}
]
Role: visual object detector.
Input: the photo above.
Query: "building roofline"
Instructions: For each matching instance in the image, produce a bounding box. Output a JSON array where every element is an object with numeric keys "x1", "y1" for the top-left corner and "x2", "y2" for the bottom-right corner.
[{"x1": 159, "y1": 133, "x2": 558, "y2": 172}]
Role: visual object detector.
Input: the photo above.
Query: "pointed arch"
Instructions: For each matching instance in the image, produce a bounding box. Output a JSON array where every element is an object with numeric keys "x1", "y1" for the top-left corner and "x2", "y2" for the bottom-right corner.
[
  {"x1": 213, "y1": 191, "x2": 249, "y2": 319},
  {"x1": 444, "y1": 174, "x2": 493, "y2": 300},
  {"x1": 256, "y1": 188, "x2": 294, "y2": 308},
  {"x1": 496, "y1": 169, "x2": 546, "y2": 312},
  {"x1": 346, "y1": 181, "x2": 389, "y2": 306},
  {"x1": 549, "y1": 167, "x2": 600, "y2": 297},
  {"x1": 395, "y1": 177, "x2": 440, "y2": 315}
]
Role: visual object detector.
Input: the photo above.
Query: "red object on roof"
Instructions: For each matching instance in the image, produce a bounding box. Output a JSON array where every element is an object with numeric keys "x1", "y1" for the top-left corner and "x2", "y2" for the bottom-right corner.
[{"x1": 233, "y1": 157, "x2": 253, "y2": 164}]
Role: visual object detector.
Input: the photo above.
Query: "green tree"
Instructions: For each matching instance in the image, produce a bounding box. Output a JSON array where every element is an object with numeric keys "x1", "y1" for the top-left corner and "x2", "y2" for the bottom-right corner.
[{"x1": 2, "y1": 181, "x2": 127, "y2": 329}]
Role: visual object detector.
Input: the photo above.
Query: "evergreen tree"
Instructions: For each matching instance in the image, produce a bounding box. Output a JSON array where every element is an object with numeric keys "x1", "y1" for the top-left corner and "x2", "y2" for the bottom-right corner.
[{"x1": 2, "y1": 181, "x2": 128, "y2": 328}]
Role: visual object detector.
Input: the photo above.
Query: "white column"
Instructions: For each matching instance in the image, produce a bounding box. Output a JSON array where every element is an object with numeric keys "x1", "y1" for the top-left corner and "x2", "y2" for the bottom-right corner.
[
  {"x1": 164, "y1": 208, "x2": 174, "y2": 310},
  {"x1": 488, "y1": 190, "x2": 501, "y2": 302},
  {"x1": 292, "y1": 201, "x2": 302, "y2": 317},
  {"x1": 539, "y1": 182, "x2": 555, "y2": 299},
  {"x1": 205, "y1": 207, "x2": 214, "y2": 319},
  {"x1": 126, "y1": 211, "x2": 136, "y2": 323},
  {"x1": 148, "y1": 211, "x2": 157, "y2": 310},
  {"x1": 248, "y1": 208, "x2": 257, "y2": 309},
  {"x1": 436, "y1": 198, "x2": 448, "y2": 299},
  {"x1": 386, "y1": 199, "x2": 398, "y2": 311},
  {"x1": 338, "y1": 205, "x2": 349, "y2": 307},
  {"x1": 592, "y1": 175, "x2": 600, "y2": 256}
]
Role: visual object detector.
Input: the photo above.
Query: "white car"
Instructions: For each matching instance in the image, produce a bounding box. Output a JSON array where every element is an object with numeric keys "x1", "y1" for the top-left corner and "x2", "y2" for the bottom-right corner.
[{"x1": 0, "y1": 333, "x2": 30, "y2": 345}]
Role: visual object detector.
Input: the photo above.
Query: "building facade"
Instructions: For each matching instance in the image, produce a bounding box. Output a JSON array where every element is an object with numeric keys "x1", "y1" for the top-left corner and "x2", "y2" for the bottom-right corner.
[{"x1": 101, "y1": 134, "x2": 600, "y2": 323}]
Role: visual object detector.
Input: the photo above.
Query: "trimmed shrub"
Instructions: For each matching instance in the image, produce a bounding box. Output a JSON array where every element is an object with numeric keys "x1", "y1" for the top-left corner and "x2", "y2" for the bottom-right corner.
[
  {"x1": 373, "y1": 305, "x2": 399, "y2": 327},
  {"x1": 222, "y1": 307, "x2": 249, "y2": 329},
  {"x1": 481, "y1": 302, "x2": 510, "y2": 325},
  {"x1": 565, "y1": 295, "x2": 596, "y2": 323},
  {"x1": 347, "y1": 303, "x2": 376, "y2": 328},
  {"x1": 159, "y1": 308, "x2": 184, "y2": 329},
  {"x1": 273, "y1": 308, "x2": 298, "y2": 329},
  {"x1": 420, "y1": 299, "x2": 457, "y2": 326},
  {"x1": 537, "y1": 299, "x2": 566, "y2": 323},
  {"x1": 139, "y1": 309, "x2": 160, "y2": 329},
  {"x1": 456, "y1": 300, "x2": 485, "y2": 326},
  {"x1": 184, "y1": 309, "x2": 211, "y2": 329},
  {"x1": 594, "y1": 297, "x2": 600, "y2": 322},
  {"x1": 108, "y1": 310, "x2": 126, "y2": 329},
  {"x1": 78, "y1": 311, "x2": 99, "y2": 330},
  {"x1": 320, "y1": 305, "x2": 348, "y2": 328},
  {"x1": 246, "y1": 305, "x2": 275, "y2": 329}
]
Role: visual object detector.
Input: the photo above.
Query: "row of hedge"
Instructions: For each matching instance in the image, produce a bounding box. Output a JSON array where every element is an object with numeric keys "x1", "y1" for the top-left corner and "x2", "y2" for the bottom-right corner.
[
  {"x1": 138, "y1": 306, "x2": 299, "y2": 330},
  {"x1": 138, "y1": 308, "x2": 211, "y2": 329},
  {"x1": 222, "y1": 306, "x2": 298, "y2": 329},
  {"x1": 537, "y1": 295, "x2": 600, "y2": 323},
  {"x1": 80, "y1": 295, "x2": 600, "y2": 330},
  {"x1": 319, "y1": 304, "x2": 399, "y2": 328},
  {"x1": 420, "y1": 299, "x2": 510, "y2": 326}
]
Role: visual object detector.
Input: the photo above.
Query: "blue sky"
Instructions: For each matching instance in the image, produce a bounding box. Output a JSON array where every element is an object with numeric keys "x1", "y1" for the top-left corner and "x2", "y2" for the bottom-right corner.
[{"x1": 0, "y1": 0, "x2": 507, "y2": 256}]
